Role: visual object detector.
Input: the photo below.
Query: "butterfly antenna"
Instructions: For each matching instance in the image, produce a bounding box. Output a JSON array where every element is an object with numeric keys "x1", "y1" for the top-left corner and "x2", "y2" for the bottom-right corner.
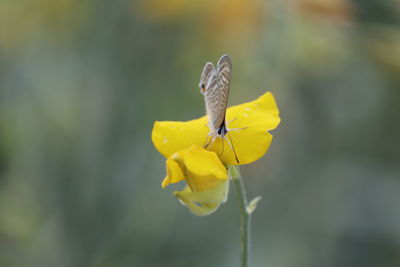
[
  {"x1": 205, "y1": 135, "x2": 218, "y2": 149},
  {"x1": 226, "y1": 132, "x2": 239, "y2": 164},
  {"x1": 220, "y1": 136, "x2": 225, "y2": 157}
]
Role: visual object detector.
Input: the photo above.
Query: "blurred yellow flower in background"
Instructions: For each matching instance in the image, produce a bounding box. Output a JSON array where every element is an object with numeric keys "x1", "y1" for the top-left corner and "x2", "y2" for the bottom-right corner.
[
  {"x1": 152, "y1": 92, "x2": 280, "y2": 215},
  {"x1": 136, "y1": 0, "x2": 265, "y2": 47},
  {"x1": 293, "y1": 0, "x2": 353, "y2": 22}
]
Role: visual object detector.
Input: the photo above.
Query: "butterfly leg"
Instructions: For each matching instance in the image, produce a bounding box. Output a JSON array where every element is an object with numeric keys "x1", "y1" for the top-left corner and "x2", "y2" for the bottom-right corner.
[
  {"x1": 226, "y1": 117, "x2": 247, "y2": 132},
  {"x1": 227, "y1": 126, "x2": 248, "y2": 132},
  {"x1": 204, "y1": 135, "x2": 212, "y2": 148},
  {"x1": 204, "y1": 133, "x2": 217, "y2": 149}
]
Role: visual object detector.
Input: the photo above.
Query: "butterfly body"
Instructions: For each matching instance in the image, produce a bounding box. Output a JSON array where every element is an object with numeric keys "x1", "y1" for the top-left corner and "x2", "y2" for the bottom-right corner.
[{"x1": 217, "y1": 123, "x2": 228, "y2": 136}]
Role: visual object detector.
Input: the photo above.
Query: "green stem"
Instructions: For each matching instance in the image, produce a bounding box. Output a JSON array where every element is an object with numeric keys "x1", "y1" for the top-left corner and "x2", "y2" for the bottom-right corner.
[{"x1": 229, "y1": 165, "x2": 250, "y2": 267}]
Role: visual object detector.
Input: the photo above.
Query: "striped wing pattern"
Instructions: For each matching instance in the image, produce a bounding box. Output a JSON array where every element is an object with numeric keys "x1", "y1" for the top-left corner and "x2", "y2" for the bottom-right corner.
[
  {"x1": 199, "y1": 62, "x2": 215, "y2": 93},
  {"x1": 215, "y1": 54, "x2": 232, "y2": 127},
  {"x1": 199, "y1": 54, "x2": 232, "y2": 132}
]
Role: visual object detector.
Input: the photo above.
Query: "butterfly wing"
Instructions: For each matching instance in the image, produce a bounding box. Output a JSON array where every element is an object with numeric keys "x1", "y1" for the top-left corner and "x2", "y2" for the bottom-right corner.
[
  {"x1": 199, "y1": 54, "x2": 232, "y2": 132},
  {"x1": 199, "y1": 62, "x2": 215, "y2": 93},
  {"x1": 199, "y1": 62, "x2": 219, "y2": 131},
  {"x1": 215, "y1": 54, "x2": 232, "y2": 128}
]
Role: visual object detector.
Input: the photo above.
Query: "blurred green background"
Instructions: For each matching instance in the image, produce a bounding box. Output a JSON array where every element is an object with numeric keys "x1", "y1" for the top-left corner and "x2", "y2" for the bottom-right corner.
[{"x1": 1, "y1": 0, "x2": 400, "y2": 266}]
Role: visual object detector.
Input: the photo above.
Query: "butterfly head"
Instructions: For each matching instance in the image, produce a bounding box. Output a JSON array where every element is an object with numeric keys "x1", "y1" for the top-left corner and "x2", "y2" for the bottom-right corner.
[{"x1": 217, "y1": 123, "x2": 227, "y2": 136}]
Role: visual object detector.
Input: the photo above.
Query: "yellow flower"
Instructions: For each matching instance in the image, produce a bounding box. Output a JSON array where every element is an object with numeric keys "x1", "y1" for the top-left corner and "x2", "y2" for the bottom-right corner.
[{"x1": 152, "y1": 92, "x2": 280, "y2": 215}]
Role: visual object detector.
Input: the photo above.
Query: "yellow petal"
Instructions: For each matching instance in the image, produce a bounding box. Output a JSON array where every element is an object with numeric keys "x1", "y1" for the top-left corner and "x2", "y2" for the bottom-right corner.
[
  {"x1": 184, "y1": 145, "x2": 226, "y2": 178},
  {"x1": 152, "y1": 117, "x2": 209, "y2": 159},
  {"x1": 161, "y1": 145, "x2": 228, "y2": 192},
  {"x1": 173, "y1": 178, "x2": 230, "y2": 216},
  {"x1": 174, "y1": 186, "x2": 220, "y2": 216},
  {"x1": 162, "y1": 158, "x2": 185, "y2": 188},
  {"x1": 206, "y1": 92, "x2": 281, "y2": 165},
  {"x1": 175, "y1": 178, "x2": 229, "y2": 204}
]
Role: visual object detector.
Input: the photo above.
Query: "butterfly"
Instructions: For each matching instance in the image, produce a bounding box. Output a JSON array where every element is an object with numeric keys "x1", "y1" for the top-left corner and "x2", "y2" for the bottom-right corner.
[{"x1": 199, "y1": 54, "x2": 242, "y2": 163}]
